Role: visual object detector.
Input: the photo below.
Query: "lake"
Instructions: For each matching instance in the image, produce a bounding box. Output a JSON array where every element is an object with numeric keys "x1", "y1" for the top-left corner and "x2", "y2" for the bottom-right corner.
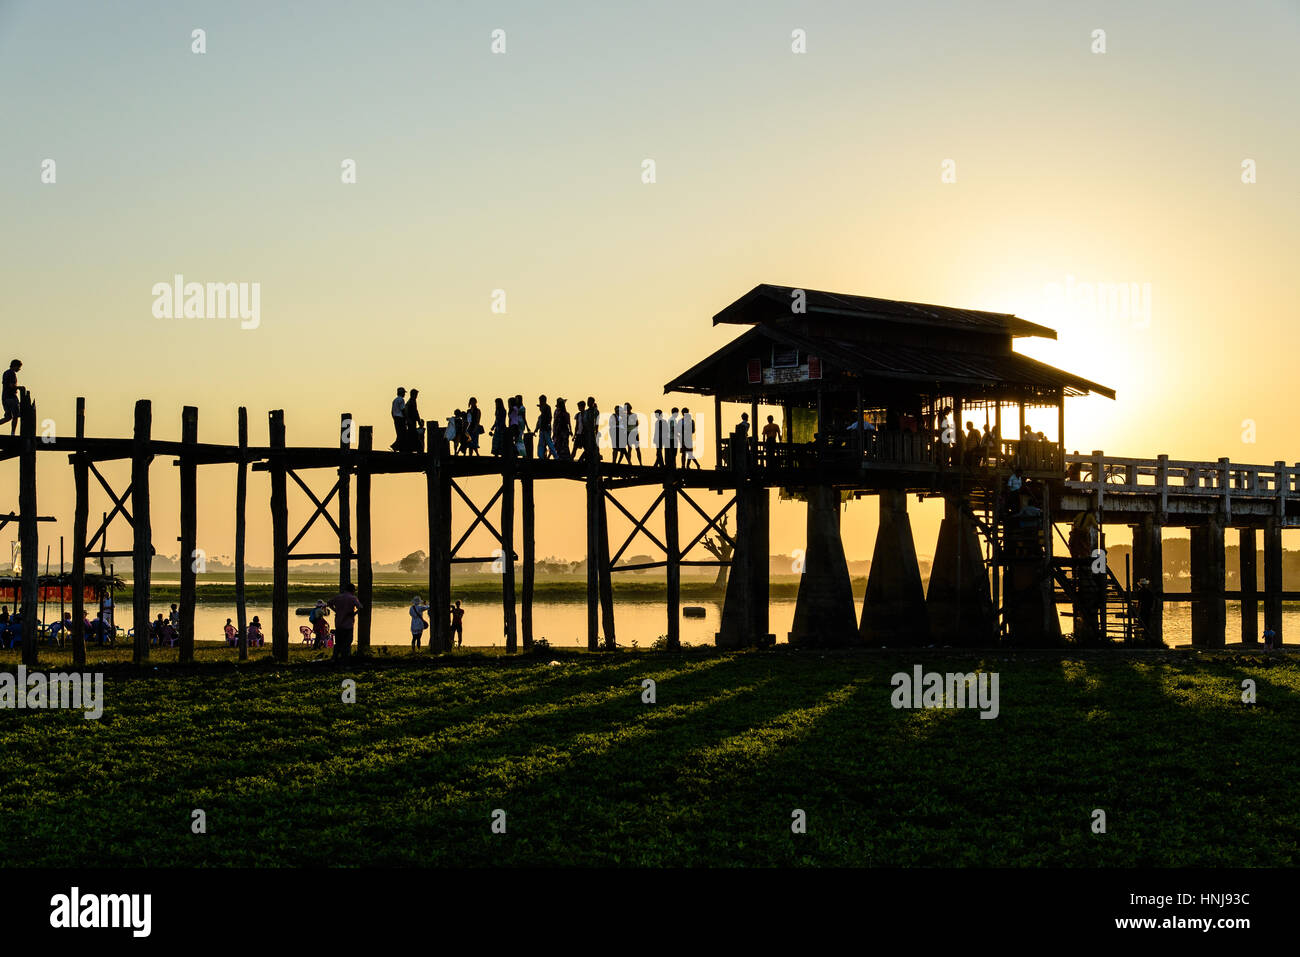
[{"x1": 85, "y1": 598, "x2": 1300, "y2": 648}]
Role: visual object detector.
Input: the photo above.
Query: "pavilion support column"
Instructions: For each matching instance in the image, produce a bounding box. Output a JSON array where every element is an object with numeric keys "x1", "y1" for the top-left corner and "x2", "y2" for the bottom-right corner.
[
  {"x1": 18, "y1": 394, "x2": 39, "y2": 667},
  {"x1": 713, "y1": 396, "x2": 723, "y2": 468},
  {"x1": 1264, "y1": 518, "x2": 1283, "y2": 648},
  {"x1": 860, "y1": 488, "x2": 927, "y2": 646},
  {"x1": 1190, "y1": 516, "x2": 1226, "y2": 649},
  {"x1": 71, "y1": 397, "x2": 88, "y2": 668},
  {"x1": 789, "y1": 484, "x2": 856, "y2": 647},
  {"x1": 1239, "y1": 527, "x2": 1257, "y2": 646},
  {"x1": 268, "y1": 410, "x2": 289, "y2": 662},
  {"x1": 131, "y1": 399, "x2": 153, "y2": 666},
  {"x1": 178, "y1": 406, "x2": 198, "y2": 663},
  {"x1": 926, "y1": 495, "x2": 996, "y2": 646},
  {"x1": 718, "y1": 441, "x2": 771, "y2": 648},
  {"x1": 1130, "y1": 513, "x2": 1164, "y2": 645},
  {"x1": 356, "y1": 426, "x2": 373, "y2": 656},
  {"x1": 426, "y1": 424, "x2": 452, "y2": 653}
]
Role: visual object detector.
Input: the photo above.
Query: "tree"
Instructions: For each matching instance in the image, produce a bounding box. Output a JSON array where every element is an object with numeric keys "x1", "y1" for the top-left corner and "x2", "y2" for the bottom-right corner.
[
  {"x1": 398, "y1": 550, "x2": 427, "y2": 574},
  {"x1": 701, "y1": 514, "x2": 733, "y2": 591}
]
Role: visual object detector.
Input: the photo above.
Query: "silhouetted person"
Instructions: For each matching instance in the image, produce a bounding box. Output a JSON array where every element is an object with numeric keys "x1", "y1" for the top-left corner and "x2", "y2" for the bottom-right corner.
[
  {"x1": 536, "y1": 395, "x2": 557, "y2": 460},
  {"x1": 451, "y1": 599, "x2": 465, "y2": 648},
  {"x1": 574, "y1": 400, "x2": 587, "y2": 460},
  {"x1": 403, "y1": 388, "x2": 424, "y2": 452},
  {"x1": 652, "y1": 409, "x2": 667, "y2": 466},
  {"x1": 328, "y1": 583, "x2": 363, "y2": 662},
  {"x1": 625, "y1": 403, "x2": 642, "y2": 465},
  {"x1": 608, "y1": 404, "x2": 629, "y2": 464},
  {"x1": 761, "y1": 414, "x2": 780, "y2": 464},
  {"x1": 490, "y1": 398, "x2": 507, "y2": 456},
  {"x1": 553, "y1": 398, "x2": 572, "y2": 461},
  {"x1": 0, "y1": 359, "x2": 22, "y2": 435},
  {"x1": 585, "y1": 397, "x2": 601, "y2": 461},
  {"x1": 466, "y1": 397, "x2": 482, "y2": 455},
  {"x1": 667, "y1": 408, "x2": 680, "y2": 468},
  {"x1": 390, "y1": 387, "x2": 407, "y2": 450},
  {"x1": 681, "y1": 407, "x2": 699, "y2": 468},
  {"x1": 964, "y1": 421, "x2": 981, "y2": 469}
]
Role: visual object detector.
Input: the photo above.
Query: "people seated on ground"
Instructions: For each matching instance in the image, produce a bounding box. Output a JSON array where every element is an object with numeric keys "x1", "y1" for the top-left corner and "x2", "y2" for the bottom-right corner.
[
  {"x1": 224, "y1": 618, "x2": 238, "y2": 647},
  {"x1": 151, "y1": 613, "x2": 166, "y2": 647},
  {"x1": 51, "y1": 612, "x2": 73, "y2": 648},
  {"x1": 247, "y1": 615, "x2": 265, "y2": 647},
  {"x1": 0, "y1": 605, "x2": 8, "y2": 627},
  {"x1": 89, "y1": 614, "x2": 109, "y2": 646}
]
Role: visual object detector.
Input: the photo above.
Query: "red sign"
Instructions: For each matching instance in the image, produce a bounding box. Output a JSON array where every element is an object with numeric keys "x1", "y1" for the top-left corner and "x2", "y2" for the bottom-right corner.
[
  {"x1": 747, "y1": 359, "x2": 762, "y2": 384},
  {"x1": 807, "y1": 356, "x2": 822, "y2": 379}
]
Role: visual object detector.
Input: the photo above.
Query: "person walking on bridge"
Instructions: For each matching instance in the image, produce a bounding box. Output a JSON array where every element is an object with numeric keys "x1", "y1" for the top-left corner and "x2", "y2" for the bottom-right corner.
[
  {"x1": 625, "y1": 403, "x2": 642, "y2": 465},
  {"x1": 535, "y1": 395, "x2": 557, "y2": 460},
  {"x1": 390, "y1": 387, "x2": 407, "y2": 451},
  {"x1": 553, "y1": 398, "x2": 572, "y2": 461},
  {"x1": 681, "y1": 407, "x2": 699, "y2": 468}
]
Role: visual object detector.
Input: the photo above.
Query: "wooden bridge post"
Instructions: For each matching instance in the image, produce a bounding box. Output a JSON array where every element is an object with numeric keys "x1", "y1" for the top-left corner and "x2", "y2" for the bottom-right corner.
[
  {"x1": 586, "y1": 452, "x2": 600, "y2": 650},
  {"x1": 1190, "y1": 515, "x2": 1226, "y2": 648},
  {"x1": 521, "y1": 454, "x2": 535, "y2": 651},
  {"x1": 502, "y1": 448, "x2": 518, "y2": 653},
  {"x1": 426, "y1": 422, "x2": 451, "y2": 652},
  {"x1": 338, "y1": 413, "x2": 353, "y2": 594},
  {"x1": 131, "y1": 399, "x2": 152, "y2": 665},
  {"x1": 269, "y1": 410, "x2": 289, "y2": 662},
  {"x1": 235, "y1": 408, "x2": 249, "y2": 660},
  {"x1": 597, "y1": 472, "x2": 616, "y2": 651},
  {"x1": 664, "y1": 473, "x2": 681, "y2": 651},
  {"x1": 1239, "y1": 527, "x2": 1257, "y2": 645},
  {"x1": 71, "y1": 397, "x2": 88, "y2": 667},
  {"x1": 356, "y1": 426, "x2": 373, "y2": 656},
  {"x1": 178, "y1": 406, "x2": 198, "y2": 662},
  {"x1": 1264, "y1": 516, "x2": 1283, "y2": 648},
  {"x1": 18, "y1": 394, "x2": 38, "y2": 667},
  {"x1": 1130, "y1": 513, "x2": 1163, "y2": 644}
]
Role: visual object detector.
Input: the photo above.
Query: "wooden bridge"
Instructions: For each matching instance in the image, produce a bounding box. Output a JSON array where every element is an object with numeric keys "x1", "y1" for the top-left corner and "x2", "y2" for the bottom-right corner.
[{"x1": 0, "y1": 285, "x2": 1292, "y2": 662}]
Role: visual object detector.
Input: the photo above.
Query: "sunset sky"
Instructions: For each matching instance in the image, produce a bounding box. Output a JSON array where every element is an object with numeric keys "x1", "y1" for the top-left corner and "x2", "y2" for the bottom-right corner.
[{"x1": 2, "y1": 0, "x2": 1297, "y2": 570}]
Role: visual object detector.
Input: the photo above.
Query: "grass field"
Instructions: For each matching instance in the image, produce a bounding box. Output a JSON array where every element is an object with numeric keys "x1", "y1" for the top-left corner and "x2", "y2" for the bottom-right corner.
[{"x1": 0, "y1": 644, "x2": 1295, "y2": 866}]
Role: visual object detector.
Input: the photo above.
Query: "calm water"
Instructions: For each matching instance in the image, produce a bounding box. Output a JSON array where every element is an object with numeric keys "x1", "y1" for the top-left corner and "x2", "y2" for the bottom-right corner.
[{"x1": 72, "y1": 599, "x2": 1300, "y2": 649}]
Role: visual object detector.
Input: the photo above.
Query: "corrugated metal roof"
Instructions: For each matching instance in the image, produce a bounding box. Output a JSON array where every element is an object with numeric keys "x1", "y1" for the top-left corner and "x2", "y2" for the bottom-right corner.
[
  {"x1": 714, "y1": 284, "x2": 1057, "y2": 339},
  {"x1": 664, "y1": 324, "x2": 1115, "y2": 399}
]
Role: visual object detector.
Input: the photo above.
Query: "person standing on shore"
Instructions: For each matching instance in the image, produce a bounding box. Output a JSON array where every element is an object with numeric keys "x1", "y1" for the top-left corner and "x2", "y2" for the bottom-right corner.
[
  {"x1": 409, "y1": 596, "x2": 430, "y2": 650},
  {"x1": 328, "y1": 584, "x2": 363, "y2": 662},
  {"x1": 450, "y1": 600, "x2": 465, "y2": 648}
]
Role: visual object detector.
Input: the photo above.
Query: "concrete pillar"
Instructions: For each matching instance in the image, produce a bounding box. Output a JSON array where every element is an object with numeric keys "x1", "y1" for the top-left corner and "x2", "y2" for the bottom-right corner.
[
  {"x1": 1130, "y1": 514, "x2": 1164, "y2": 645},
  {"x1": 789, "y1": 485, "x2": 857, "y2": 646},
  {"x1": 1264, "y1": 518, "x2": 1283, "y2": 647},
  {"x1": 926, "y1": 495, "x2": 997, "y2": 646},
  {"x1": 1239, "y1": 527, "x2": 1257, "y2": 645},
  {"x1": 717, "y1": 486, "x2": 771, "y2": 648},
  {"x1": 860, "y1": 489, "x2": 928, "y2": 645},
  {"x1": 1190, "y1": 516, "x2": 1226, "y2": 648}
]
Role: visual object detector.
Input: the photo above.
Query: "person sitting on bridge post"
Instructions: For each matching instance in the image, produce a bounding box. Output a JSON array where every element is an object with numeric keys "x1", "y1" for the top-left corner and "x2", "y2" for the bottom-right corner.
[{"x1": 0, "y1": 359, "x2": 22, "y2": 436}]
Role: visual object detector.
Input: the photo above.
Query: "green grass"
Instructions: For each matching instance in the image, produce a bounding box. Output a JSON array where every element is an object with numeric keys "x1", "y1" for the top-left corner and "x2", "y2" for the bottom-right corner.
[{"x1": 0, "y1": 645, "x2": 1295, "y2": 866}]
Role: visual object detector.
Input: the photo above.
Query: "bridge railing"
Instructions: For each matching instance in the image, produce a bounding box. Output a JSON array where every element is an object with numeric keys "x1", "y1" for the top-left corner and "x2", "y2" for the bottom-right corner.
[
  {"x1": 1063, "y1": 451, "x2": 1300, "y2": 504},
  {"x1": 718, "y1": 431, "x2": 1059, "y2": 473}
]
